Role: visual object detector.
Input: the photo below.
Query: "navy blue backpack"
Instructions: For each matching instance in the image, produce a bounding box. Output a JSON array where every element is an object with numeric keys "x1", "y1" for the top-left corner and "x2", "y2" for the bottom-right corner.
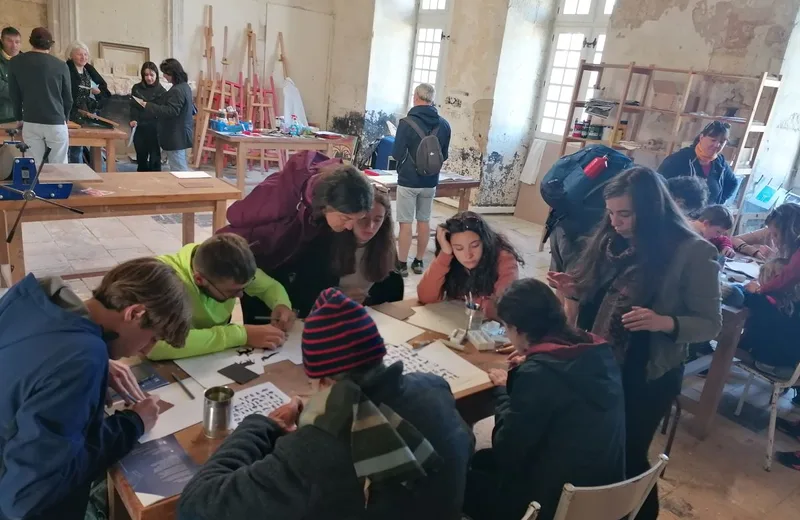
[{"x1": 540, "y1": 145, "x2": 633, "y2": 242}]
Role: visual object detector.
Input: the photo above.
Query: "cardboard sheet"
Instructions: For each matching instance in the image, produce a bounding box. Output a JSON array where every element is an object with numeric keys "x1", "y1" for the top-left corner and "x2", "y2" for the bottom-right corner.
[
  {"x1": 405, "y1": 301, "x2": 470, "y2": 336},
  {"x1": 365, "y1": 307, "x2": 426, "y2": 344}
]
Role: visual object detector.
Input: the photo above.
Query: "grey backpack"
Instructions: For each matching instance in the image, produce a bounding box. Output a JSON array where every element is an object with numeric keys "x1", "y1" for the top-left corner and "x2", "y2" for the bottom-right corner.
[{"x1": 403, "y1": 117, "x2": 444, "y2": 176}]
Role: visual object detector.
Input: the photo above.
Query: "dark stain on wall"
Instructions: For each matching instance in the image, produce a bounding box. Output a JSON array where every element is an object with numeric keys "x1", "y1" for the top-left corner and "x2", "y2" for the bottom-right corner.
[
  {"x1": 478, "y1": 150, "x2": 524, "y2": 206},
  {"x1": 444, "y1": 96, "x2": 462, "y2": 108},
  {"x1": 330, "y1": 111, "x2": 366, "y2": 137}
]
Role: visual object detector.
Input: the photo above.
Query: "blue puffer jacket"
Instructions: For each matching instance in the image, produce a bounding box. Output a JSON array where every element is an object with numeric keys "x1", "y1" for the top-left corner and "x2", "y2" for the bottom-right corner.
[
  {"x1": 0, "y1": 275, "x2": 143, "y2": 520},
  {"x1": 658, "y1": 146, "x2": 738, "y2": 204}
]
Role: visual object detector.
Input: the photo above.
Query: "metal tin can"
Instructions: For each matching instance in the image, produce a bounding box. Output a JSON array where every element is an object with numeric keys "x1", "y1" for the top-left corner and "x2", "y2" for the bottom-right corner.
[{"x1": 203, "y1": 386, "x2": 234, "y2": 439}]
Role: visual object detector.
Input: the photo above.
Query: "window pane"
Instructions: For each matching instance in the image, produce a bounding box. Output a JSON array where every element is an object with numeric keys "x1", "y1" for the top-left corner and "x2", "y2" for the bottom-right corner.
[
  {"x1": 557, "y1": 33, "x2": 571, "y2": 50},
  {"x1": 586, "y1": 88, "x2": 595, "y2": 101},
  {"x1": 560, "y1": 86, "x2": 573, "y2": 102},
  {"x1": 431, "y1": 43, "x2": 441, "y2": 56},
  {"x1": 437, "y1": 0, "x2": 447, "y2": 9},
  {"x1": 428, "y1": 71, "x2": 437, "y2": 84},
  {"x1": 541, "y1": 118, "x2": 555, "y2": 134},
  {"x1": 422, "y1": 56, "x2": 431, "y2": 69},
  {"x1": 547, "y1": 85, "x2": 561, "y2": 101},
  {"x1": 556, "y1": 103, "x2": 570, "y2": 119},
  {"x1": 425, "y1": 28, "x2": 434, "y2": 41},
  {"x1": 554, "y1": 50, "x2": 567, "y2": 67},
  {"x1": 421, "y1": 0, "x2": 431, "y2": 9},
  {"x1": 593, "y1": 52, "x2": 602, "y2": 64},
  {"x1": 417, "y1": 42, "x2": 425, "y2": 55},
  {"x1": 567, "y1": 51, "x2": 581, "y2": 68},
  {"x1": 577, "y1": 0, "x2": 591, "y2": 14},
  {"x1": 562, "y1": 68, "x2": 577, "y2": 86},
  {"x1": 604, "y1": 0, "x2": 615, "y2": 15},
  {"x1": 597, "y1": 34, "x2": 606, "y2": 52},
  {"x1": 563, "y1": 0, "x2": 578, "y2": 15},
  {"x1": 416, "y1": 56, "x2": 424, "y2": 69},
  {"x1": 414, "y1": 69, "x2": 422, "y2": 82},
  {"x1": 434, "y1": 29, "x2": 443, "y2": 41},
  {"x1": 422, "y1": 70, "x2": 431, "y2": 82},
  {"x1": 424, "y1": 43, "x2": 433, "y2": 55},
  {"x1": 430, "y1": 57, "x2": 439, "y2": 71},
  {"x1": 544, "y1": 102, "x2": 557, "y2": 118},
  {"x1": 570, "y1": 33, "x2": 584, "y2": 51},
  {"x1": 550, "y1": 67, "x2": 565, "y2": 84},
  {"x1": 553, "y1": 119, "x2": 567, "y2": 136}
]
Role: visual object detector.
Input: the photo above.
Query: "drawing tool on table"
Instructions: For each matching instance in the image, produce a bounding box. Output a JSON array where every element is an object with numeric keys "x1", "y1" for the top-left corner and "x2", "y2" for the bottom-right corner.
[{"x1": 172, "y1": 373, "x2": 195, "y2": 400}]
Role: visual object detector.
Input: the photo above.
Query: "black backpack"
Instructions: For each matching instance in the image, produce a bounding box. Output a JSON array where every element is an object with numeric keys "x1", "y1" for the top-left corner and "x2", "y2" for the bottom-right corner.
[
  {"x1": 403, "y1": 117, "x2": 444, "y2": 176},
  {"x1": 540, "y1": 145, "x2": 633, "y2": 241}
]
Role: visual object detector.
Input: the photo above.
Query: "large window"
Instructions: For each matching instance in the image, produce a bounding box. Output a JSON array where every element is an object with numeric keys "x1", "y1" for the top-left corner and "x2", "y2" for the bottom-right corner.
[
  {"x1": 408, "y1": 0, "x2": 452, "y2": 107},
  {"x1": 536, "y1": 0, "x2": 614, "y2": 139}
]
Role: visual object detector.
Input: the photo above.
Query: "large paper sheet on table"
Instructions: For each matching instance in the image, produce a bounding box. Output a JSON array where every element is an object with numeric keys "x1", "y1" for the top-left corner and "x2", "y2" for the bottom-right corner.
[
  {"x1": 365, "y1": 307, "x2": 426, "y2": 344},
  {"x1": 406, "y1": 301, "x2": 468, "y2": 336},
  {"x1": 231, "y1": 382, "x2": 291, "y2": 429},
  {"x1": 175, "y1": 321, "x2": 304, "y2": 388},
  {"x1": 138, "y1": 379, "x2": 205, "y2": 443},
  {"x1": 726, "y1": 260, "x2": 760, "y2": 279},
  {"x1": 384, "y1": 341, "x2": 490, "y2": 396}
]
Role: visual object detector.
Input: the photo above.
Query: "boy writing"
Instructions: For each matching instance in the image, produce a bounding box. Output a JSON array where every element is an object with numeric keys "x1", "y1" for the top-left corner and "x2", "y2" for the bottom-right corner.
[{"x1": 689, "y1": 204, "x2": 735, "y2": 258}]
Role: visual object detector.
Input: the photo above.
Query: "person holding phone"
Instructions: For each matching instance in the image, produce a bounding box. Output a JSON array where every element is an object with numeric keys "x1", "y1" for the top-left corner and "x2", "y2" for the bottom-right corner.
[{"x1": 134, "y1": 58, "x2": 192, "y2": 171}]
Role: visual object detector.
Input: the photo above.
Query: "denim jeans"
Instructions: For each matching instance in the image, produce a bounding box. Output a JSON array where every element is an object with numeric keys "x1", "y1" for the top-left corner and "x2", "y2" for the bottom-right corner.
[{"x1": 166, "y1": 149, "x2": 189, "y2": 171}]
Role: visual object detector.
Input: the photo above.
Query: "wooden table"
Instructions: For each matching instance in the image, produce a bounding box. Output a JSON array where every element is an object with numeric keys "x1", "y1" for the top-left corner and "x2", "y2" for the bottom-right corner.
[
  {"x1": 69, "y1": 127, "x2": 128, "y2": 172},
  {"x1": 680, "y1": 304, "x2": 750, "y2": 439},
  {"x1": 107, "y1": 314, "x2": 505, "y2": 520},
  {"x1": 212, "y1": 132, "x2": 356, "y2": 192},
  {"x1": 0, "y1": 172, "x2": 241, "y2": 286},
  {"x1": 370, "y1": 172, "x2": 481, "y2": 213}
]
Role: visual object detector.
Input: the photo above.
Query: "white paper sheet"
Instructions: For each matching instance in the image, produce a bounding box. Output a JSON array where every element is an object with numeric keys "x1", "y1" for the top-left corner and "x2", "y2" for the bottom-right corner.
[
  {"x1": 405, "y1": 301, "x2": 469, "y2": 336},
  {"x1": 170, "y1": 171, "x2": 211, "y2": 179},
  {"x1": 384, "y1": 342, "x2": 490, "y2": 396},
  {"x1": 365, "y1": 307, "x2": 426, "y2": 344},
  {"x1": 231, "y1": 382, "x2": 291, "y2": 429},
  {"x1": 139, "y1": 379, "x2": 205, "y2": 443},
  {"x1": 174, "y1": 322, "x2": 305, "y2": 388},
  {"x1": 726, "y1": 261, "x2": 761, "y2": 279}
]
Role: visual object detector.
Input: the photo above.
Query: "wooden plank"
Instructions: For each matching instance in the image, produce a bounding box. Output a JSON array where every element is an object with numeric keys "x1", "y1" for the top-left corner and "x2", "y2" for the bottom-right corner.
[{"x1": 38, "y1": 164, "x2": 103, "y2": 183}]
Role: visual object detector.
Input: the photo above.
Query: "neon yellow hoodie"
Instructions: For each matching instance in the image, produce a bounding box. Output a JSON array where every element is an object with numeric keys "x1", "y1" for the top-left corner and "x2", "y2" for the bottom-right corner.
[{"x1": 147, "y1": 243, "x2": 292, "y2": 360}]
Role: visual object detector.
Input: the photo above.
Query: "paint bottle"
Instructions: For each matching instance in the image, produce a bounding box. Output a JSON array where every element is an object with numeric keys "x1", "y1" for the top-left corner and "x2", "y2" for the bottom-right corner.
[
  {"x1": 572, "y1": 119, "x2": 584, "y2": 138},
  {"x1": 614, "y1": 120, "x2": 628, "y2": 144}
]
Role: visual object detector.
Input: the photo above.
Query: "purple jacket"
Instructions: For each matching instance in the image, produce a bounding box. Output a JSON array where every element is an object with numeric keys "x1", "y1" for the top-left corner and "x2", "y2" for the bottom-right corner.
[{"x1": 219, "y1": 151, "x2": 342, "y2": 271}]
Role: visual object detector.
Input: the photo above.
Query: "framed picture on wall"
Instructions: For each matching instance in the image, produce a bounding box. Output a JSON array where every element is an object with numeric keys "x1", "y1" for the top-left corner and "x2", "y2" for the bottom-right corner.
[{"x1": 97, "y1": 42, "x2": 150, "y2": 76}]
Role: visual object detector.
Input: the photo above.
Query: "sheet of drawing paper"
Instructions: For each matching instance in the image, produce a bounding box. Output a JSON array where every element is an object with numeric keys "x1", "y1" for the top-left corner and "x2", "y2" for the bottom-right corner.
[
  {"x1": 726, "y1": 261, "x2": 760, "y2": 279},
  {"x1": 384, "y1": 341, "x2": 490, "y2": 396},
  {"x1": 138, "y1": 380, "x2": 205, "y2": 443},
  {"x1": 405, "y1": 301, "x2": 470, "y2": 336},
  {"x1": 118, "y1": 434, "x2": 199, "y2": 506},
  {"x1": 231, "y1": 381, "x2": 291, "y2": 429},
  {"x1": 365, "y1": 307, "x2": 426, "y2": 344},
  {"x1": 174, "y1": 347, "x2": 272, "y2": 388}
]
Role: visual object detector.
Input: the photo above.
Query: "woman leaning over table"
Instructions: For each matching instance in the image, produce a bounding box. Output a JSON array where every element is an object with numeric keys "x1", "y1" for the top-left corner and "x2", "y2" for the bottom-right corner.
[
  {"x1": 134, "y1": 58, "x2": 193, "y2": 171},
  {"x1": 547, "y1": 166, "x2": 721, "y2": 520}
]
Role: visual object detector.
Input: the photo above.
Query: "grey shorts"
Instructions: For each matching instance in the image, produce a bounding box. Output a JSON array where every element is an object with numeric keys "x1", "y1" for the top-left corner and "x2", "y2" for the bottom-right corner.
[{"x1": 396, "y1": 186, "x2": 437, "y2": 223}]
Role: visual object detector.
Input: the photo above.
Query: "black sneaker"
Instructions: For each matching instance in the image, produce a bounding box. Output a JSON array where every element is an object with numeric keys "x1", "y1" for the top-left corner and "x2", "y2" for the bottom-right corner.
[
  {"x1": 396, "y1": 261, "x2": 408, "y2": 277},
  {"x1": 411, "y1": 258, "x2": 424, "y2": 275},
  {"x1": 776, "y1": 450, "x2": 800, "y2": 471}
]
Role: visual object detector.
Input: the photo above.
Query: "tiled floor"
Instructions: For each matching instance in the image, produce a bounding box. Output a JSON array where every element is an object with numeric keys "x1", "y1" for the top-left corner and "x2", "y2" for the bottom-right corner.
[{"x1": 19, "y1": 197, "x2": 800, "y2": 519}]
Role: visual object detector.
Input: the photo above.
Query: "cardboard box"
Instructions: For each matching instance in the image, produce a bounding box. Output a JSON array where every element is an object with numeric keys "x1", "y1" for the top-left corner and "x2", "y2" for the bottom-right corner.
[
  {"x1": 513, "y1": 141, "x2": 573, "y2": 226},
  {"x1": 650, "y1": 80, "x2": 700, "y2": 113}
]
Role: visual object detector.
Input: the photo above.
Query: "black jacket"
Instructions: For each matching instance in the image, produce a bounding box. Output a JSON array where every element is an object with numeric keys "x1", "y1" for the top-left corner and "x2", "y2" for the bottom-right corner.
[
  {"x1": 392, "y1": 105, "x2": 451, "y2": 189},
  {"x1": 130, "y1": 81, "x2": 166, "y2": 129},
  {"x1": 658, "y1": 146, "x2": 738, "y2": 204},
  {"x1": 489, "y1": 337, "x2": 626, "y2": 520},
  {"x1": 178, "y1": 363, "x2": 475, "y2": 520},
  {"x1": 740, "y1": 293, "x2": 800, "y2": 368},
  {"x1": 65, "y1": 60, "x2": 110, "y2": 114},
  {"x1": 143, "y1": 82, "x2": 193, "y2": 151}
]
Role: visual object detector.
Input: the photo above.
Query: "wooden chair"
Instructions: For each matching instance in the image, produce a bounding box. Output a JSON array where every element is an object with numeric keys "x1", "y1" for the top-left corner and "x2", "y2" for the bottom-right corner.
[
  {"x1": 520, "y1": 455, "x2": 669, "y2": 520},
  {"x1": 733, "y1": 359, "x2": 800, "y2": 470}
]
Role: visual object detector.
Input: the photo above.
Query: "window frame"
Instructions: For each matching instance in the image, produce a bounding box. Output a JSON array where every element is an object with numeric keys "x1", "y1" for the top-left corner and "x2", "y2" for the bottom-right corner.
[{"x1": 406, "y1": 0, "x2": 453, "y2": 109}]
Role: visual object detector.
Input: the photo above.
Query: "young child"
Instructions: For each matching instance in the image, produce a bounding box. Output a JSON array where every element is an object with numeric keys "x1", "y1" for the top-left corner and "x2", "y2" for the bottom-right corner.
[
  {"x1": 666, "y1": 175, "x2": 709, "y2": 216},
  {"x1": 689, "y1": 204, "x2": 735, "y2": 258}
]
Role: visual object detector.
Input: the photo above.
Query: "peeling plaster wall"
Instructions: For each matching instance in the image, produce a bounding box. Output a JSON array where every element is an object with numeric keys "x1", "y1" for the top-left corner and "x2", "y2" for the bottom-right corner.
[
  {"x1": 439, "y1": 0, "x2": 507, "y2": 186},
  {"x1": 328, "y1": 0, "x2": 375, "y2": 133},
  {"x1": 604, "y1": 0, "x2": 800, "y2": 182},
  {"x1": 1, "y1": 0, "x2": 47, "y2": 53},
  {"x1": 480, "y1": 0, "x2": 557, "y2": 206}
]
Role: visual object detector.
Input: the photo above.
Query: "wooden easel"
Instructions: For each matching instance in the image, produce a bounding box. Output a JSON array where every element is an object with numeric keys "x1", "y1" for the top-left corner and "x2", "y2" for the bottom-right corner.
[{"x1": 192, "y1": 5, "x2": 218, "y2": 167}]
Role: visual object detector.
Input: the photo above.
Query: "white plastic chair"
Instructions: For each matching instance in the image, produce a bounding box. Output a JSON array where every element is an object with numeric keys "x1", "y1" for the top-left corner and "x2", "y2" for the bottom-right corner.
[
  {"x1": 520, "y1": 455, "x2": 669, "y2": 520},
  {"x1": 733, "y1": 359, "x2": 800, "y2": 470}
]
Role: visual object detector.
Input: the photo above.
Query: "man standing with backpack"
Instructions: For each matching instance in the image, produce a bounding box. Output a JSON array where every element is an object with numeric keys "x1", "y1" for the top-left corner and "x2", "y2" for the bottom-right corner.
[{"x1": 393, "y1": 83, "x2": 451, "y2": 276}]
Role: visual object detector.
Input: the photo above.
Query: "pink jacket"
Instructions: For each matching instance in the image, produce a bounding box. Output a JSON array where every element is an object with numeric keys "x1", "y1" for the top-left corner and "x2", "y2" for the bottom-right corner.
[{"x1": 416, "y1": 249, "x2": 520, "y2": 320}]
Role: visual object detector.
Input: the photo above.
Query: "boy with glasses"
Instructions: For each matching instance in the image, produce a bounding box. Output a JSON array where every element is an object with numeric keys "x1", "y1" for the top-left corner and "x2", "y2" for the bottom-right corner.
[{"x1": 147, "y1": 233, "x2": 295, "y2": 360}]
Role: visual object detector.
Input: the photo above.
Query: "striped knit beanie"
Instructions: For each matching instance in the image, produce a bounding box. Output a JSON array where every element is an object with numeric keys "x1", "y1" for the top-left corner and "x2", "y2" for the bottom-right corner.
[{"x1": 302, "y1": 288, "x2": 386, "y2": 378}]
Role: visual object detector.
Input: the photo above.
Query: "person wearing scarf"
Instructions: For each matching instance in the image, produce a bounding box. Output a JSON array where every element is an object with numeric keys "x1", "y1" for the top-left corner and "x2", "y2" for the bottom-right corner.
[
  {"x1": 178, "y1": 288, "x2": 474, "y2": 520},
  {"x1": 658, "y1": 121, "x2": 738, "y2": 205},
  {"x1": 463, "y1": 279, "x2": 625, "y2": 520},
  {"x1": 547, "y1": 167, "x2": 721, "y2": 520}
]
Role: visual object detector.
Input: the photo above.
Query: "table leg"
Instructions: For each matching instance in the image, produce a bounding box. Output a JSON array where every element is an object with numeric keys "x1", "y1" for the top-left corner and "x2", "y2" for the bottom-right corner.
[
  {"x1": 236, "y1": 144, "x2": 247, "y2": 193},
  {"x1": 215, "y1": 138, "x2": 224, "y2": 179},
  {"x1": 182, "y1": 213, "x2": 195, "y2": 245},
  {"x1": 91, "y1": 147, "x2": 103, "y2": 172},
  {"x1": 106, "y1": 140, "x2": 117, "y2": 172},
  {"x1": 457, "y1": 189, "x2": 471, "y2": 212},
  {"x1": 688, "y1": 316, "x2": 746, "y2": 439},
  {"x1": 212, "y1": 201, "x2": 227, "y2": 231},
  {"x1": 6, "y1": 211, "x2": 25, "y2": 285},
  {"x1": 107, "y1": 473, "x2": 132, "y2": 520}
]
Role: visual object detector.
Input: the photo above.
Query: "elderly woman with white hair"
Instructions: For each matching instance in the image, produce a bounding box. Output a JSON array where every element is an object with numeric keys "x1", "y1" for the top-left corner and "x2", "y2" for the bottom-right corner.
[{"x1": 65, "y1": 41, "x2": 110, "y2": 163}]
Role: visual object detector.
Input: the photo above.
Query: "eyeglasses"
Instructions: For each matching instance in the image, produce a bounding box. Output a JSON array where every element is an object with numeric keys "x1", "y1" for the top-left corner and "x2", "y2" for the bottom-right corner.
[
  {"x1": 205, "y1": 274, "x2": 256, "y2": 300},
  {"x1": 444, "y1": 212, "x2": 482, "y2": 232}
]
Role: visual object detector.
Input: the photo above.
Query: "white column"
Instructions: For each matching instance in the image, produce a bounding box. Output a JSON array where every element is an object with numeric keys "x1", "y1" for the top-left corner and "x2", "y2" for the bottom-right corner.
[
  {"x1": 169, "y1": 0, "x2": 185, "y2": 61},
  {"x1": 47, "y1": 0, "x2": 78, "y2": 56}
]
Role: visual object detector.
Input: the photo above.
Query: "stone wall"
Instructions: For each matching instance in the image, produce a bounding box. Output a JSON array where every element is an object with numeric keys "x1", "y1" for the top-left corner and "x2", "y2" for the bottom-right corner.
[{"x1": 0, "y1": 0, "x2": 48, "y2": 51}]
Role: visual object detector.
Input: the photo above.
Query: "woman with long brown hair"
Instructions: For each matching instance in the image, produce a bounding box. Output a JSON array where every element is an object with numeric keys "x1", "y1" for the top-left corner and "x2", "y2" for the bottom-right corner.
[{"x1": 548, "y1": 166, "x2": 721, "y2": 520}]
